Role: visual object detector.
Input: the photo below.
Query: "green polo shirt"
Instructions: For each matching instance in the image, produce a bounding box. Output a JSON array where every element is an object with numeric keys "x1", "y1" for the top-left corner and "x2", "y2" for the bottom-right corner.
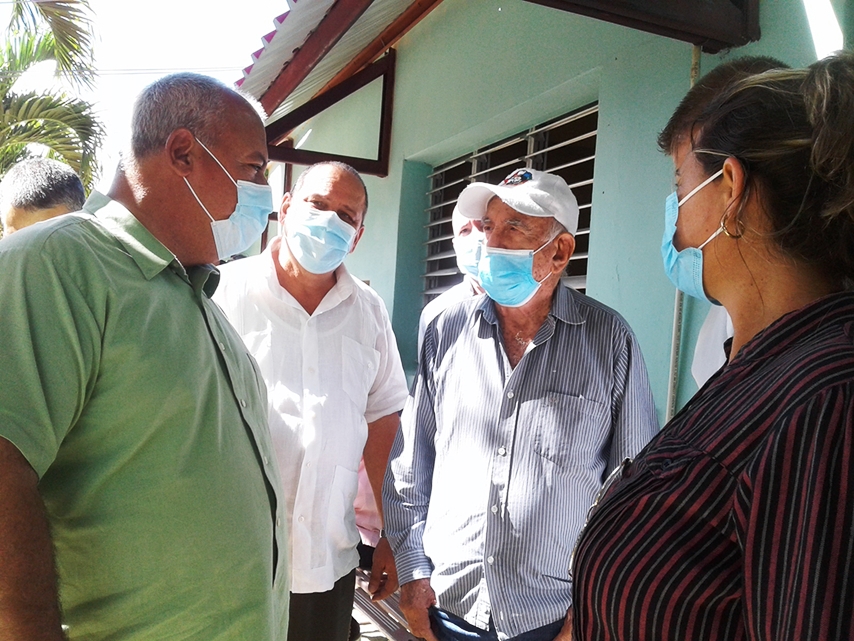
[{"x1": 0, "y1": 193, "x2": 288, "y2": 639}]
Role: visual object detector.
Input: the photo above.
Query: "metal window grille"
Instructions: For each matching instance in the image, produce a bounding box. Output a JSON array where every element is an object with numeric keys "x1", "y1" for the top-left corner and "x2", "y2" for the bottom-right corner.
[{"x1": 423, "y1": 103, "x2": 598, "y2": 305}]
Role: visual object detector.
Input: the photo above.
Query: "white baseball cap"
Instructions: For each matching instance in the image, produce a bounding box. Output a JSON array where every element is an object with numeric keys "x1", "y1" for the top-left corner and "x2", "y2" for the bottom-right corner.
[{"x1": 456, "y1": 168, "x2": 579, "y2": 235}]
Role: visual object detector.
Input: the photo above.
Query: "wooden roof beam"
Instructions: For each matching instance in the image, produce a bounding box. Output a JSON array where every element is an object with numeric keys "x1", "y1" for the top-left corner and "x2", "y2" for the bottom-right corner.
[
  {"x1": 260, "y1": 0, "x2": 375, "y2": 115},
  {"x1": 266, "y1": 50, "x2": 396, "y2": 177},
  {"x1": 316, "y1": 0, "x2": 444, "y2": 95}
]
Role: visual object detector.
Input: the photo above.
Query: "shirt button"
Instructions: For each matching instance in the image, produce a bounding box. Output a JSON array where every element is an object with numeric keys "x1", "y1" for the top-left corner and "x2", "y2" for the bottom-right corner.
[
  {"x1": 276, "y1": 518, "x2": 281, "y2": 527},
  {"x1": 491, "y1": 505, "x2": 498, "y2": 514},
  {"x1": 298, "y1": 516, "x2": 305, "y2": 523},
  {"x1": 218, "y1": 341, "x2": 226, "y2": 350},
  {"x1": 487, "y1": 555, "x2": 495, "y2": 564},
  {"x1": 262, "y1": 456, "x2": 269, "y2": 465},
  {"x1": 507, "y1": 391, "x2": 514, "y2": 399},
  {"x1": 240, "y1": 399, "x2": 247, "y2": 408},
  {"x1": 498, "y1": 447, "x2": 507, "y2": 456}
]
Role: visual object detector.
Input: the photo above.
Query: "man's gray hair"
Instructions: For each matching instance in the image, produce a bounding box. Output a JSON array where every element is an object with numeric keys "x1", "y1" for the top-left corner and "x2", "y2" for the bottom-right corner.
[
  {"x1": 549, "y1": 217, "x2": 568, "y2": 239},
  {"x1": 0, "y1": 157, "x2": 85, "y2": 213},
  {"x1": 130, "y1": 72, "x2": 266, "y2": 158},
  {"x1": 293, "y1": 161, "x2": 369, "y2": 219}
]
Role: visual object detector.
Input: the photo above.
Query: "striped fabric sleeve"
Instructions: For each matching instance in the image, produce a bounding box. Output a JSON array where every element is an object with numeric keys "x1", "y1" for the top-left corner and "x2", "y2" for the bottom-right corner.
[
  {"x1": 736, "y1": 383, "x2": 854, "y2": 641},
  {"x1": 608, "y1": 330, "x2": 660, "y2": 471},
  {"x1": 382, "y1": 327, "x2": 438, "y2": 585}
]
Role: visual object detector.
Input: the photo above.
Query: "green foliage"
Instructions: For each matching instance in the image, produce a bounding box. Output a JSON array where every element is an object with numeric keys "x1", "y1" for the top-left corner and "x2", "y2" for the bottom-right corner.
[
  {"x1": 8, "y1": 0, "x2": 95, "y2": 89},
  {"x1": 0, "y1": 1, "x2": 102, "y2": 191}
]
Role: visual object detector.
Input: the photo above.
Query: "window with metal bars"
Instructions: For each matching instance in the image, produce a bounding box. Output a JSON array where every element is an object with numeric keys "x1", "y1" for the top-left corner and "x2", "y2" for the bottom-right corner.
[{"x1": 423, "y1": 103, "x2": 597, "y2": 305}]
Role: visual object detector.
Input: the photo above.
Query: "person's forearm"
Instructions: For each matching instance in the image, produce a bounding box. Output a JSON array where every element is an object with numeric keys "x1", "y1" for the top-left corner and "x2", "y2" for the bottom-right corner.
[
  {"x1": 0, "y1": 438, "x2": 65, "y2": 640},
  {"x1": 364, "y1": 413, "x2": 400, "y2": 522}
]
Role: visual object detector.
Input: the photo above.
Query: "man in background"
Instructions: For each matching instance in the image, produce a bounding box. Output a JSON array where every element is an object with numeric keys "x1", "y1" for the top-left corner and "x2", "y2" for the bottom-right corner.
[
  {"x1": 417, "y1": 205, "x2": 485, "y2": 355},
  {"x1": 0, "y1": 157, "x2": 85, "y2": 237},
  {"x1": 214, "y1": 161, "x2": 408, "y2": 641}
]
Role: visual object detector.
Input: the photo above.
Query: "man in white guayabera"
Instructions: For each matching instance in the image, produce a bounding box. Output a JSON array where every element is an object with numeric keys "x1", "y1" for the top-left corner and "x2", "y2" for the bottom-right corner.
[{"x1": 214, "y1": 161, "x2": 408, "y2": 641}]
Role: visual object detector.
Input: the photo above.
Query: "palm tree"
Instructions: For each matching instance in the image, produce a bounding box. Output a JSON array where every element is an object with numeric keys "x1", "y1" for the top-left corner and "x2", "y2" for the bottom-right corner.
[
  {"x1": 1, "y1": 1, "x2": 102, "y2": 189},
  {"x1": 8, "y1": 0, "x2": 96, "y2": 89}
]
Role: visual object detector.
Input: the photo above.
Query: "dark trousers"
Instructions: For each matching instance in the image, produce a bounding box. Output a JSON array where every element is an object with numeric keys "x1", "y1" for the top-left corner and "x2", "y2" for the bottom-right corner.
[
  {"x1": 429, "y1": 606, "x2": 564, "y2": 641},
  {"x1": 287, "y1": 569, "x2": 357, "y2": 641}
]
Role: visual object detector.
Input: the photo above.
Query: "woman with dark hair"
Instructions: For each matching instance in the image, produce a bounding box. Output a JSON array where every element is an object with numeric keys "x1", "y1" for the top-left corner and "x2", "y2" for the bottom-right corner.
[{"x1": 571, "y1": 50, "x2": 854, "y2": 641}]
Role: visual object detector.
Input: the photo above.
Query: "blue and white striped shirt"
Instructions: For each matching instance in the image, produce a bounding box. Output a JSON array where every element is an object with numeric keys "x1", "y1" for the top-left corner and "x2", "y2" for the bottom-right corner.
[{"x1": 383, "y1": 285, "x2": 659, "y2": 639}]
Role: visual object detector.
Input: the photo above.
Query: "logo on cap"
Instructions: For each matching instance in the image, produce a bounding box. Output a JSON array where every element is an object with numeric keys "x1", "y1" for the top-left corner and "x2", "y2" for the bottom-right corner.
[{"x1": 500, "y1": 169, "x2": 533, "y2": 186}]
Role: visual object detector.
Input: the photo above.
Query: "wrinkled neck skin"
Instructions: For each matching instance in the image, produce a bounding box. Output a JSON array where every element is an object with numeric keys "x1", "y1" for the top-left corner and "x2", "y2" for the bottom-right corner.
[
  {"x1": 270, "y1": 235, "x2": 337, "y2": 316},
  {"x1": 495, "y1": 275, "x2": 558, "y2": 369}
]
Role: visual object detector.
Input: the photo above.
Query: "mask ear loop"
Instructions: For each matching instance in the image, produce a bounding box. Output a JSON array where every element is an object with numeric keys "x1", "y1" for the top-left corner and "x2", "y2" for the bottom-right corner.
[
  {"x1": 194, "y1": 138, "x2": 238, "y2": 187},
  {"x1": 695, "y1": 150, "x2": 748, "y2": 240},
  {"x1": 533, "y1": 229, "x2": 565, "y2": 285},
  {"x1": 184, "y1": 177, "x2": 215, "y2": 223}
]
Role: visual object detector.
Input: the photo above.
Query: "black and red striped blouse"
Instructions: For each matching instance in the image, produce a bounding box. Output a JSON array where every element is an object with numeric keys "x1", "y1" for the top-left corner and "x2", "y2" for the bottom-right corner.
[{"x1": 572, "y1": 292, "x2": 854, "y2": 641}]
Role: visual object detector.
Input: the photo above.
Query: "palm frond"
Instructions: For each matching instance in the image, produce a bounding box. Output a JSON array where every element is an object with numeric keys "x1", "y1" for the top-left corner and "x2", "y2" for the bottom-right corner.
[
  {"x1": 8, "y1": 1, "x2": 95, "y2": 89},
  {"x1": 0, "y1": 144, "x2": 29, "y2": 173},
  {"x1": 0, "y1": 32, "x2": 58, "y2": 95},
  {"x1": 0, "y1": 90, "x2": 103, "y2": 188}
]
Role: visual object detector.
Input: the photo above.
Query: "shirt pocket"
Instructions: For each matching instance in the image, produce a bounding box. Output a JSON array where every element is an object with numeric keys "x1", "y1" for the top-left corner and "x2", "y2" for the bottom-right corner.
[
  {"x1": 341, "y1": 336, "x2": 380, "y2": 415},
  {"x1": 532, "y1": 392, "x2": 609, "y2": 469},
  {"x1": 326, "y1": 464, "x2": 361, "y2": 553}
]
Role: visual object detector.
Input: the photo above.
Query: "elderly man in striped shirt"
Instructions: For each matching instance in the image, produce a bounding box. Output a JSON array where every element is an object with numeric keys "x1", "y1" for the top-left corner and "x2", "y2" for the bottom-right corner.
[{"x1": 383, "y1": 168, "x2": 659, "y2": 641}]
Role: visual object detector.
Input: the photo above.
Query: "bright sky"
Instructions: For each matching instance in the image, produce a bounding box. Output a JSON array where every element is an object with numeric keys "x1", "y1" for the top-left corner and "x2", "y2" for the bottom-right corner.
[{"x1": 2, "y1": 0, "x2": 286, "y2": 187}]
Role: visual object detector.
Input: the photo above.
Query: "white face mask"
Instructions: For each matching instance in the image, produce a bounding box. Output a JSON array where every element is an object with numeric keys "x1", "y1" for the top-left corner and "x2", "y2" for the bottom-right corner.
[
  {"x1": 284, "y1": 202, "x2": 358, "y2": 274},
  {"x1": 452, "y1": 227, "x2": 485, "y2": 280},
  {"x1": 184, "y1": 138, "x2": 274, "y2": 260},
  {"x1": 478, "y1": 234, "x2": 556, "y2": 308},
  {"x1": 660, "y1": 168, "x2": 724, "y2": 302}
]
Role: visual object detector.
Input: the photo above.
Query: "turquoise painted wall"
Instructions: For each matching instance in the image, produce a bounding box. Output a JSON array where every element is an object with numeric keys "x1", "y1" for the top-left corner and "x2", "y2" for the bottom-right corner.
[
  {"x1": 280, "y1": 0, "x2": 823, "y2": 421},
  {"x1": 291, "y1": 78, "x2": 382, "y2": 159}
]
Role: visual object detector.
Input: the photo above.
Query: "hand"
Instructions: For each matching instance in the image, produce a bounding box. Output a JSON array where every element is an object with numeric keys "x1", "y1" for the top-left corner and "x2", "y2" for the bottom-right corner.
[
  {"x1": 399, "y1": 578, "x2": 439, "y2": 641},
  {"x1": 554, "y1": 608, "x2": 573, "y2": 641},
  {"x1": 367, "y1": 536, "x2": 399, "y2": 601}
]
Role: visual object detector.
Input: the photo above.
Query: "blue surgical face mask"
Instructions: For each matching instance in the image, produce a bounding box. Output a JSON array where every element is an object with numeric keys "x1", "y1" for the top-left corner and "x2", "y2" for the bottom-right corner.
[
  {"x1": 284, "y1": 202, "x2": 358, "y2": 274},
  {"x1": 184, "y1": 139, "x2": 273, "y2": 261},
  {"x1": 478, "y1": 235, "x2": 555, "y2": 307},
  {"x1": 661, "y1": 169, "x2": 724, "y2": 302},
  {"x1": 453, "y1": 228, "x2": 484, "y2": 280}
]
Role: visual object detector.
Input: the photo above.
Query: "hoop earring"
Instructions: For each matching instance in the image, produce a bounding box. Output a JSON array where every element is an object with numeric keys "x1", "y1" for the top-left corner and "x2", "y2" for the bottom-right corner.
[{"x1": 721, "y1": 213, "x2": 745, "y2": 239}]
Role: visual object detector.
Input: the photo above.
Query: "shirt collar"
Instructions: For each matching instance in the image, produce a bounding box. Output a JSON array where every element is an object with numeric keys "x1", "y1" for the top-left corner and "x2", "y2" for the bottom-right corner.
[
  {"x1": 262, "y1": 242, "x2": 356, "y2": 311},
  {"x1": 477, "y1": 282, "x2": 586, "y2": 328},
  {"x1": 86, "y1": 192, "x2": 221, "y2": 298},
  {"x1": 189, "y1": 264, "x2": 221, "y2": 298},
  {"x1": 551, "y1": 283, "x2": 585, "y2": 325},
  {"x1": 728, "y1": 291, "x2": 854, "y2": 365},
  {"x1": 85, "y1": 191, "x2": 176, "y2": 281}
]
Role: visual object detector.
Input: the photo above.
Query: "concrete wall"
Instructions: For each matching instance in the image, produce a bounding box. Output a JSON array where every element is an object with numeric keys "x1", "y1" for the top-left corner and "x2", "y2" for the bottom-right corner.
[{"x1": 285, "y1": 0, "x2": 824, "y2": 422}]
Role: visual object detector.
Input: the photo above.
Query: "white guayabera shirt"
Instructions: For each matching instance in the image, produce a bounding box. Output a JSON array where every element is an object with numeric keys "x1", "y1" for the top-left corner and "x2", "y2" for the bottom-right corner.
[{"x1": 214, "y1": 248, "x2": 408, "y2": 593}]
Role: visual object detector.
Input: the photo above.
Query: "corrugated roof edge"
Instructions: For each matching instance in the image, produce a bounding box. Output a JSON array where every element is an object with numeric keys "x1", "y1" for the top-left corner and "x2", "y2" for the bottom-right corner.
[{"x1": 235, "y1": 3, "x2": 297, "y2": 88}]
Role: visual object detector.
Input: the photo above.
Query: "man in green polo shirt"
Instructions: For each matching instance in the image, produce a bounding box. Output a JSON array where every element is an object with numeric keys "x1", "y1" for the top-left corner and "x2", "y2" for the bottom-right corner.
[{"x1": 0, "y1": 73, "x2": 287, "y2": 639}]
